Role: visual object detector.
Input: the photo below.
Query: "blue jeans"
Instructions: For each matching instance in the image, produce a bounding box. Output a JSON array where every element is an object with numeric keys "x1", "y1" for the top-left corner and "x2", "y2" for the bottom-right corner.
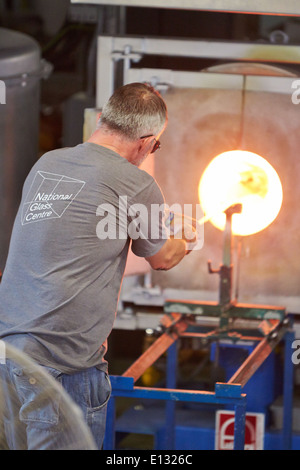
[{"x1": 0, "y1": 361, "x2": 111, "y2": 450}]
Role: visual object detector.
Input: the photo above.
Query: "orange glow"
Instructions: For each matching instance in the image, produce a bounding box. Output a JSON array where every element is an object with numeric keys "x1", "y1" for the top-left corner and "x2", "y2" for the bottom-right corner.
[{"x1": 198, "y1": 150, "x2": 283, "y2": 236}]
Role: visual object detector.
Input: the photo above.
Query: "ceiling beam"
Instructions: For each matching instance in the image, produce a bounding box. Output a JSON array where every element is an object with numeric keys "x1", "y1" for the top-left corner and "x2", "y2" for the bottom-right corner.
[{"x1": 71, "y1": 0, "x2": 300, "y2": 16}]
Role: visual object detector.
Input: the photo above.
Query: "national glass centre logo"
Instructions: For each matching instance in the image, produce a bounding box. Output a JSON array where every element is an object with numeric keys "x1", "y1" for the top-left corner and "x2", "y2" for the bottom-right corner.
[{"x1": 21, "y1": 171, "x2": 85, "y2": 224}]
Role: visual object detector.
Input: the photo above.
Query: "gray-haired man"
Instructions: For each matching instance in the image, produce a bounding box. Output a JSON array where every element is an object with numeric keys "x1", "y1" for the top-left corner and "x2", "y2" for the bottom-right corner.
[{"x1": 0, "y1": 83, "x2": 197, "y2": 449}]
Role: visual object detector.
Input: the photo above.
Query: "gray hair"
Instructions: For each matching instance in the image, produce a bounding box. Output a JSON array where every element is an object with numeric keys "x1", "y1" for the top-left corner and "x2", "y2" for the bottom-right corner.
[{"x1": 98, "y1": 82, "x2": 167, "y2": 140}]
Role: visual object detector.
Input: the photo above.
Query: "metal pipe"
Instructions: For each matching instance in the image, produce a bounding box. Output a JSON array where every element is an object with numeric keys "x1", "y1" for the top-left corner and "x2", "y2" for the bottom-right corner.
[{"x1": 228, "y1": 321, "x2": 288, "y2": 387}]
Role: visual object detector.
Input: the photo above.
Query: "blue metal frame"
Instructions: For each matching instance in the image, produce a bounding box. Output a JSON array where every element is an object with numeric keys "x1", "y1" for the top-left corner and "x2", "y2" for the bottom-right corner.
[
  {"x1": 104, "y1": 203, "x2": 296, "y2": 450},
  {"x1": 103, "y1": 377, "x2": 247, "y2": 450},
  {"x1": 103, "y1": 336, "x2": 248, "y2": 450},
  {"x1": 282, "y1": 330, "x2": 295, "y2": 449},
  {"x1": 103, "y1": 325, "x2": 295, "y2": 451}
]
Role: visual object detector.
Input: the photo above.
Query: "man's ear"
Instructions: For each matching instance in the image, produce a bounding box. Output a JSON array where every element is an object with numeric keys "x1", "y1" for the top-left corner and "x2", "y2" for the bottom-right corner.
[
  {"x1": 140, "y1": 135, "x2": 152, "y2": 152},
  {"x1": 96, "y1": 112, "x2": 102, "y2": 121}
]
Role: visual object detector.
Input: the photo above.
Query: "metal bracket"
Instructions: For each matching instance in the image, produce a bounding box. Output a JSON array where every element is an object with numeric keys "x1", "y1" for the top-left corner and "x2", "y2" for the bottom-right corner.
[
  {"x1": 96, "y1": 35, "x2": 300, "y2": 107},
  {"x1": 111, "y1": 45, "x2": 142, "y2": 64}
]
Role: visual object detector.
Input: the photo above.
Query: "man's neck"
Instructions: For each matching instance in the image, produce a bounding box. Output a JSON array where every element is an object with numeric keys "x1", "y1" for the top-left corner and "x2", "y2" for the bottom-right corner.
[{"x1": 87, "y1": 128, "x2": 139, "y2": 164}]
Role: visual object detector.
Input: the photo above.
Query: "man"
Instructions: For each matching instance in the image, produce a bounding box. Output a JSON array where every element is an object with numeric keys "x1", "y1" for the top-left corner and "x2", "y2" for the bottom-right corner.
[{"x1": 0, "y1": 82, "x2": 197, "y2": 449}]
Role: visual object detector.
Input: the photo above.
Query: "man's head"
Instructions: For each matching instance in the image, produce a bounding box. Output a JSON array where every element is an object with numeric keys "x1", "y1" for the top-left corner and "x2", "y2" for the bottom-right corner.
[{"x1": 98, "y1": 82, "x2": 167, "y2": 141}]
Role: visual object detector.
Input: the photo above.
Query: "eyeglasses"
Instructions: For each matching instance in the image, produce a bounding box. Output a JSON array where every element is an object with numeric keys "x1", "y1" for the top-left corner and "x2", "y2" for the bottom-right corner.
[{"x1": 140, "y1": 134, "x2": 161, "y2": 154}]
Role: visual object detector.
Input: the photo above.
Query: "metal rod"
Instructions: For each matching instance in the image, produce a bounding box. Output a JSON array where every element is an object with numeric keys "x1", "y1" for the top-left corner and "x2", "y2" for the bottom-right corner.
[
  {"x1": 103, "y1": 395, "x2": 116, "y2": 450},
  {"x1": 220, "y1": 204, "x2": 242, "y2": 307},
  {"x1": 234, "y1": 237, "x2": 243, "y2": 302},
  {"x1": 122, "y1": 315, "x2": 189, "y2": 382},
  {"x1": 228, "y1": 321, "x2": 288, "y2": 387},
  {"x1": 165, "y1": 342, "x2": 177, "y2": 449},
  {"x1": 111, "y1": 384, "x2": 246, "y2": 406},
  {"x1": 234, "y1": 401, "x2": 247, "y2": 450},
  {"x1": 282, "y1": 329, "x2": 295, "y2": 450},
  {"x1": 122, "y1": 331, "x2": 176, "y2": 382},
  {"x1": 181, "y1": 332, "x2": 263, "y2": 341},
  {"x1": 228, "y1": 337, "x2": 272, "y2": 387}
]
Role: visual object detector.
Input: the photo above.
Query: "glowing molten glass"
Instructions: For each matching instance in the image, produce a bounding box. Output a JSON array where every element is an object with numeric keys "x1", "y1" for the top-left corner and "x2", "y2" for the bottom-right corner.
[{"x1": 198, "y1": 150, "x2": 283, "y2": 236}]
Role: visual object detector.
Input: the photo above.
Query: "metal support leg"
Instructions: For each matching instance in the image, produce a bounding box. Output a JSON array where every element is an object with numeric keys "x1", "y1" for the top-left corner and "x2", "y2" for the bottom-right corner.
[
  {"x1": 234, "y1": 401, "x2": 247, "y2": 450},
  {"x1": 282, "y1": 328, "x2": 295, "y2": 450},
  {"x1": 215, "y1": 383, "x2": 247, "y2": 450},
  {"x1": 164, "y1": 341, "x2": 178, "y2": 449},
  {"x1": 103, "y1": 395, "x2": 116, "y2": 450}
]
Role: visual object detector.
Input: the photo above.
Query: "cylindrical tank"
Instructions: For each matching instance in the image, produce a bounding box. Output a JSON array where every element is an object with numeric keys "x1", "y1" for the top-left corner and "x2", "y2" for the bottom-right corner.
[{"x1": 0, "y1": 28, "x2": 50, "y2": 270}]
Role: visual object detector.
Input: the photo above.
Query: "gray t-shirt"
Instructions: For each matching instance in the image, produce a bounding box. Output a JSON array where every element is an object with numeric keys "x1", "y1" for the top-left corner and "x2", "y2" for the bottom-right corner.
[{"x1": 0, "y1": 142, "x2": 167, "y2": 373}]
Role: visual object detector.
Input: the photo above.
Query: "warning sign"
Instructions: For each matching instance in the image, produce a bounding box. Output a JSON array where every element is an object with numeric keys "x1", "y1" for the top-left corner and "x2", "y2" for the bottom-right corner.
[{"x1": 215, "y1": 410, "x2": 265, "y2": 450}]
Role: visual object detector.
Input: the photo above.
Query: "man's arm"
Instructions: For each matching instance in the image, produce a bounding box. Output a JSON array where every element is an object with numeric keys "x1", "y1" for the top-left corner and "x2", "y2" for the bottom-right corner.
[
  {"x1": 146, "y1": 216, "x2": 199, "y2": 271},
  {"x1": 145, "y1": 238, "x2": 187, "y2": 271}
]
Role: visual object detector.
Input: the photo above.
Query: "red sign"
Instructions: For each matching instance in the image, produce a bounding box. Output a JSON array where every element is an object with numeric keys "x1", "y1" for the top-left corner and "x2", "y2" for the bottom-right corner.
[{"x1": 215, "y1": 410, "x2": 265, "y2": 450}]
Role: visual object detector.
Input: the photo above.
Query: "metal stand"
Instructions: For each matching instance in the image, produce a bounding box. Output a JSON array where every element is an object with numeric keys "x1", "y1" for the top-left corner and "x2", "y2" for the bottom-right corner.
[
  {"x1": 104, "y1": 205, "x2": 294, "y2": 450},
  {"x1": 104, "y1": 375, "x2": 247, "y2": 450}
]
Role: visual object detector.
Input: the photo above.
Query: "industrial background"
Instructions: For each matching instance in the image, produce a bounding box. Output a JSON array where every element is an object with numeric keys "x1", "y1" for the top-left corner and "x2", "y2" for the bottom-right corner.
[{"x1": 1, "y1": 0, "x2": 300, "y2": 451}]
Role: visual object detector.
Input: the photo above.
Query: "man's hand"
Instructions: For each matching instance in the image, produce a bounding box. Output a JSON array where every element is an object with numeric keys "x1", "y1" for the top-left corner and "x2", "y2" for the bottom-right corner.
[
  {"x1": 166, "y1": 212, "x2": 198, "y2": 252},
  {"x1": 180, "y1": 223, "x2": 198, "y2": 254},
  {"x1": 145, "y1": 213, "x2": 199, "y2": 271}
]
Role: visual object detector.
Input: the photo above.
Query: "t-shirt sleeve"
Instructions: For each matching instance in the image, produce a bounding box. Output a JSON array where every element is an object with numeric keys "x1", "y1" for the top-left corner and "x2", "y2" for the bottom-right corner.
[{"x1": 129, "y1": 179, "x2": 168, "y2": 258}]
